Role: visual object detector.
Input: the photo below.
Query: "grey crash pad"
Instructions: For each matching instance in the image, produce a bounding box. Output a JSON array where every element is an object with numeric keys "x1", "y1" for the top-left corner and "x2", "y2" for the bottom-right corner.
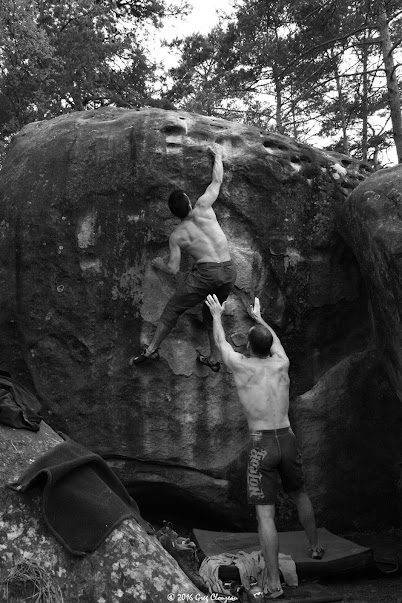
[{"x1": 192, "y1": 527, "x2": 373, "y2": 576}]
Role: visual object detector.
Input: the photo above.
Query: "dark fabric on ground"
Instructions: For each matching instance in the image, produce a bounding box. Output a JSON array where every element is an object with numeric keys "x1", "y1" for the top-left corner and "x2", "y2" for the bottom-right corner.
[
  {"x1": 0, "y1": 369, "x2": 42, "y2": 431},
  {"x1": 8, "y1": 436, "x2": 154, "y2": 555}
]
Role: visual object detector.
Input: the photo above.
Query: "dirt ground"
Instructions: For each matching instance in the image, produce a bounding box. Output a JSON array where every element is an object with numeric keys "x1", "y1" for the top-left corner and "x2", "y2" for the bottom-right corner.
[
  {"x1": 318, "y1": 571, "x2": 402, "y2": 603},
  {"x1": 315, "y1": 528, "x2": 402, "y2": 603}
]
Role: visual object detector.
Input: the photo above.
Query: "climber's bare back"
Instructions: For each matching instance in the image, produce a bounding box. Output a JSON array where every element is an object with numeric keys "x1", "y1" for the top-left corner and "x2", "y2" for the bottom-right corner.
[{"x1": 171, "y1": 201, "x2": 231, "y2": 264}]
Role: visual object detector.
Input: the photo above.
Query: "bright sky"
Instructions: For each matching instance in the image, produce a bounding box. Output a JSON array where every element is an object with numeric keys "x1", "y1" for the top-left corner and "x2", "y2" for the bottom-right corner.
[
  {"x1": 152, "y1": 0, "x2": 234, "y2": 69},
  {"x1": 168, "y1": 0, "x2": 232, "y2": 37}
]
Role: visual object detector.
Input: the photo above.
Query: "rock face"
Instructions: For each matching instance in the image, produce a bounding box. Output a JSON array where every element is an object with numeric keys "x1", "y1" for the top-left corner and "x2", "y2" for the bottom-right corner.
[
  {"x1": 292, "y1": 350, "x2": 402, "y2": 531},
  {"x1": 0, "y1": 107, "x2": 400, "y2": 533},
  {"x1": 342, "y1": 165, "x2": 402, "y2": 402},
  {"x1": 0, "y1": 422, "x2": 201, "y2": 602}
]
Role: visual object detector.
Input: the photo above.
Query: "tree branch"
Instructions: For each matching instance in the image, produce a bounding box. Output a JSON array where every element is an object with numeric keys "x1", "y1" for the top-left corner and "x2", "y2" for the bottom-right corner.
[
  {"x1": 281, "y1": 23, "x2": 380, "y2": 77},
  {"x1": 58, "y1": 4, "x2": 97, "y2": 34}
]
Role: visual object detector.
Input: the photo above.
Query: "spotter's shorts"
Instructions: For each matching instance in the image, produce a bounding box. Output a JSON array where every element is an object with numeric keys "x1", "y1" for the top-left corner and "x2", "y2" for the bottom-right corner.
[{"x1": 247, "y1": 427, "x2": 305, "y2": 505}]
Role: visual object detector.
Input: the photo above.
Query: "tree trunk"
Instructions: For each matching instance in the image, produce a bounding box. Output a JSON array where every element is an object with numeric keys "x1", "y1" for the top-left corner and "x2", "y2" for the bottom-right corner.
[
  {"x1": 361, "y1": 37, "x2": 369, "y2": 163},
  {"x1": 273, "y1": 69, "x2": 284, "y2": 134},
  {"x1": 333, "y1": 58, "x2": 350, "y2": 155},
  {"x1": 377, "y1": 0, "x2": 402, "y2": 162},
  {"x1": 72, "y1": 81, "x2": 84, "y2": 111}
]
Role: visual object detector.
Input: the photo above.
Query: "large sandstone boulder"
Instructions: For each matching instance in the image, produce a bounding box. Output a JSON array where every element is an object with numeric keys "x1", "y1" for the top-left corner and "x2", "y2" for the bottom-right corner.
[
  {"x1": 0, "y1": 421, "x2": 201, "y2": 602},
  {"x1": 1, "y1": 106, "x2": 397, "y2": 531},
  {"x1": 341, "y1": 165, "x2": 402, "y2": 402}
]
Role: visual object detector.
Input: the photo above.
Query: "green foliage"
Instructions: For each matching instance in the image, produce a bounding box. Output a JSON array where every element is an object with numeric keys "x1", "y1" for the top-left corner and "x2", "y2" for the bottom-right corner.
[
  {"x1": 166, "y1": 25, "x2": 243, "y2": 117},
  {"x1": 167, "y1": 0, "x2": 402, "y2": 166},
  {"x1": 0, "y1": 0, "x2": 56, "y2": 133},
  {"x1": 0, "y1": 0, "x2": 179, "y2": 137}
]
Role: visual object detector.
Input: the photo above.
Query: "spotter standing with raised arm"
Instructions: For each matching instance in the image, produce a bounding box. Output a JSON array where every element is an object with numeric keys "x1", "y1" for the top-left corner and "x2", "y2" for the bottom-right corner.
[
  {"x1": 204, "y1": 294, "x2": 324, "y2": 599},
  {"x1": 131, "y1": 145, "x2": 236, "y2": 371}
]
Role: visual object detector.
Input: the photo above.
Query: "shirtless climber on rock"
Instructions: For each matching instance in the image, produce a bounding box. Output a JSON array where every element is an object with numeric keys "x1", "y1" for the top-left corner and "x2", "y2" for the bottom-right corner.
[
  {"x1": 131, "y1": 144, "x2": 237, "y2": 372},
  {"x1": 205, "y1": 294, "x2": 324, "y2": 599}
]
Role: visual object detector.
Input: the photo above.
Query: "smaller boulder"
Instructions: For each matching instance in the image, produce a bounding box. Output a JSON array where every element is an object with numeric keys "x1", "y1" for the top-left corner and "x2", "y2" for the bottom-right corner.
[
  {"x1": 0, "y1": 422, "x2": 202, "y2": 602},
  {"x1": 342, "y1": 165, "x2": 402, "y2": 402}
]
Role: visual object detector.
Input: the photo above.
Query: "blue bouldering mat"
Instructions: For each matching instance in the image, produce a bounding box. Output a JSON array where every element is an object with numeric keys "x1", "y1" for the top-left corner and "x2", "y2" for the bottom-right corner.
[{"x1": 192, "y1": 527, "x2": 373, "y2": 576}]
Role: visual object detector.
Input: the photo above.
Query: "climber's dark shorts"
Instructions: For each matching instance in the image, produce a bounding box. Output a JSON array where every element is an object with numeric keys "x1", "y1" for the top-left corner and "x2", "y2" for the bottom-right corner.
[
  {"x1": 247, "y1": 427, "x2": 305, "y2": 505},
  {"x1": 159, "y1": 260, "x2": 237, "y2": 330}
]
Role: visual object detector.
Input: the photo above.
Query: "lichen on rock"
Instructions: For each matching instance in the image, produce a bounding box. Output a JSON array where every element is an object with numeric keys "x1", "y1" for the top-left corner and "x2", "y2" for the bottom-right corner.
[{"x1": 0, "y1": 422, "x2": 202, "y2": 602}]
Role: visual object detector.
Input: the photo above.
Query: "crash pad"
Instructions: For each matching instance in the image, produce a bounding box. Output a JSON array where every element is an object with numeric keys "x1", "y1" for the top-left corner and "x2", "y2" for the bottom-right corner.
[{"x1": 192, "y1": 527, "x2": 373, "y2": 576}]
